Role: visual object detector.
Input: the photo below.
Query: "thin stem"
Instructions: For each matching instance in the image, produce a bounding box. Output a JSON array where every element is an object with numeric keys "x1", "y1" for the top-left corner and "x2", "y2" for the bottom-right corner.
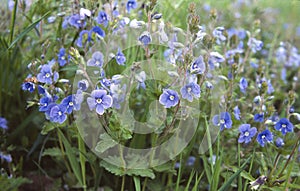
[
  {"x1": 121, "y1": 175, "x2": 126, "y2": 191},
  {"x1": 78, "y1": 134, "x2": 87, "y2": 191},
  {"x1": 142, "y1": 178, "x2": 148, "y2": 191},
  {"x1": 10, "y1": 0, "x2": 18, "y2": 44},
  {"x1": 278, "y1": 137, "x2": 300, "y2": 178}
]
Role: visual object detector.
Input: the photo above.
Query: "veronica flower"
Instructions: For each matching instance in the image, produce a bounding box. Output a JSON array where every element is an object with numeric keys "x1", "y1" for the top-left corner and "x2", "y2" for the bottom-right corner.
[
  {"x1": 233, "y1": 106, "x2": 241, "y2": 120},
  {"x1": 247, "y1": 38, "x2": 263, "y2": 53},
  {"x1": 39, "y1": 96, "x2": 54, "y2": 112},
  {"x1": 76, "y1": 30, "x2": 91, "y2": 47},
  {"x1": 238, "y1": 124, "x2": 257, "y2": 144},
  {"x1": 135, "y1": 71, "x2": 146, "y2": 89},
  {"x1": 180, "y1": 82, "x2": 201, "y2": 102},
  {"x1": 80, "y1": 8, "x2": 91, "y2": 19},
  {"x1": 254, "y1": 113, "x2": 264, "y2": 123},
  {"x1": 275, "y1": 138, "x2": 284, "y2": 148},
  {"x1": 50, "y1": 104, "x2": 67, "y2": 124},
  {"x1": 274, "y1": 118, "x2": 293, "y2": 135},
  {"x1": 139, "y1": 31, "x2": 152, "y2": 46},
  {"x1": 110, "y1": 84, "x2": 127, "y2": 109},
  {"x1": 190, "y1": 56, "x2": 206, "y2": 74},
  {"x1": 90, "y1": 26, "x2": 105, "y2": 39},
  {"x1": 61, "y1": 94, "x2": 83, "y2": 114},
  {"x1": 239, "y1": 77, "x2": 248, "y2": 94},
  {"x1": 115, "y1": 48, "x2": 126, "y2": 65},
  {"x1": 208, "y1": 52, "x2": 225, "y2": 69},
  {"x1": 87, "y1": 51, "x2": 104, "y2": 68},
  {"x1": 78, "y1": 79, "x2": 89, "y2": 91},
  {"x1": 22, "y1": 82, "x2": 35, "y2": 93},
  {"x1": 68, "y1": 14, "x2": 86, "y2": 29},
  {"x1": 0, "y1": 152, "x2": 12, "y2": 163},
  {"x1": 212, "y1": 112, "x2": 232, "y2": 131},
  {"x1": 186, "y1": 156, "x2": 196, "y2": 166},
  {"x1": 87, "y1": 89, "x2": 113, "y2": 115},
  {"x1": 257, "y1": 129, "x2": 273, "y2": 147},
  {"x1": 57, "y1": 48, "x2": 70, "y2": 67},
  {"x1": 37, "y1": 64, "x2": 59, "y2": 85},
  {"x1": 213, "y1": 27, "x2": 226, "y2": 44},
  {"x1": 159, "y1": 89, "x2": 179, "y2": 108},
  {"x1": 0, "y1": 117, "x2": 8, "y2": 130},
  {"x1": 126, "y1": 0, "x2": 138, "y2": 13},
  {"x1": 97, "y1": 11, "x2": 110, "y2": 27}
]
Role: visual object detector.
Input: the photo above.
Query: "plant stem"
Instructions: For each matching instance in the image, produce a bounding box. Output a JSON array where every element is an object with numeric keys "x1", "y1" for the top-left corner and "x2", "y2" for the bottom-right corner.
[
  {"x1": 278, "y1": 137, "x2": 300, "y2": 178},
  {"x1": 142, "y1": 178, "x2": 148, "y2": 191},
  {"x1": 10, "y1": 0, "x2": 18, "y2": 45},
  {"x1": 78, "y1": 134, "x2": 87, "y2": 191},
  {"x1": 121, "y1": 175, "x2": 126, "y2": 191}
]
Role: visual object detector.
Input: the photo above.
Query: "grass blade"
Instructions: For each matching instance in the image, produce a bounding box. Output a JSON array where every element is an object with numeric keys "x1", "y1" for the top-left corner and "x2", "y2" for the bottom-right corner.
[{"x1": 218, "y1": 157, "x2": 251, "y2": 191}]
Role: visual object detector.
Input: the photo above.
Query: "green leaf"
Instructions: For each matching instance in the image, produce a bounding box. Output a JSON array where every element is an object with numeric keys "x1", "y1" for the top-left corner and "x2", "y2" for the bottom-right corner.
[
  {"x1": 8, "y1": 11, "x2": 51, "y2": 50},
  {"x1": 42, "y1": 147, "x2": 62, "y2": 157},
  {"x1": 95, "y1": 133, "x2": 118, "y2": 153},
  {"x1": 227, "y1": 166, "x2": 255, "y2": 181},
  {"x1": 57, "y1": 128, "x2": 83, "y2": 186},
  {"x1": 133, "y1": 176, "x2": 141, "y2": 191},
  {"x1": 41, "y1": 122, "x2": 55, "y2": 135},
  {"x1": 218, "y1": 157, "x2": 251, "y2": 191},
  {"x1": 100, "y1": 158, "x2": 155, "y2": 179}
]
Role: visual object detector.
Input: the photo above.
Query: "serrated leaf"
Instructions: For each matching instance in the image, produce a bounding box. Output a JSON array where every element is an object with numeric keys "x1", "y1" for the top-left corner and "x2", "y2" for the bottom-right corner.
[
  {"x1": 100, "y1": 159, "x2": 125, "y2": 176},
  {"x1": 41, "y1": 122, "x2": 55, "y2": 135},
  {"x1": 126, "y1": 168, "x2": 155, "y2": 179},
  {"x1": 95, "y1": 134, "x2": 118, "y2": 153},
  {"x1": 42, "y1": 147, "x2": 62, "y2": 157}
]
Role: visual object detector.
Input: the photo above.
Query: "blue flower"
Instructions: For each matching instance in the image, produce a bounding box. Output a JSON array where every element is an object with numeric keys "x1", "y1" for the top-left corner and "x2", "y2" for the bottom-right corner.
[
  {"x1": 213, "y1": 27, "x2": 226, "y2": 44},
  {"x1": 139, "y1": 31, "x2": 152, "y2": 46},
  {"x1": 61, "y1": 94, "x2": 83, "y2": 114},
  {"x1": 190, "y1": 55, "x2": 206, "y2": 74},
  {"x1": 87, "y1": 89, "x2": 113, "y2": 115},
  {"x1": 37, "y1": 64, "x2": 59, "y2": 84},
  {"x1": 50, "y1": 104, "x2": 67, "y2": 124},
  {"x1": 135, "y1": 71, "x2": 146, "y2": 89},
  {"x1": 110, "y1": 84, "x2": 126, "y2": 109},
  {"x1": 186, "y1": 156, "x2": 196, "y2": 166},
  {"x1": 0, "y1": 152, "x2": 12, "y2": 163},
  {"x1": 254, "y1": 113, "x2": 264, "y2": 123},
  {"x1": 208, "y1": 52, "x2": 225, "y2": 69},
  {"x1": 76, "y1": 30, "x2": 91, "y2": 48},
  {"x1": 233, "y1": 106, "x2": 241, "y2": 120},
  {"x1": 274, "y1": 118, "x2": 294, "y2": 135},
  {"x1": 239, "y1": 77, "x2": 248, "y2": 94},
  {"x1": 275, "y1": 138, "x2": 284, "y2": 148},
  {"x1": 159, "y1": 89, "x2": 179, "y2": 108},
  {"x1": 100, "y1": 78, "x2": 112, "y2": 89},
  {"x1": 87, "y1": 51, "x2": 104, "y2": 68},
  {"x1": 22, "y1": 82, "x2": 35, "y2": 93},
  {"x1": 90, "y1": 26, "x2": 106, "y2": 39},
  {"x1": 0, "y1": 117, "x2": 8, "y2": 130},
  {"x1": 68, "y1": 14, "x2": 86, "y2": 29},
  {"x1": 39, "y1": 96, "x2": 53, "y2": 112},
  {"x1": 57, "y1": 48, "x2": 70, "y2": 67},
  {"x1": 212, "y1": 112, "x2": 232, "y2": 131},
  {"x1": 78, "y1": 79, "x2": 89, "y2": 91},
  {"x1": 115, "y1": 48, "x2": 126, "y2": 65},
  {"x1": 97, "y1": 11, "x2": 110, "y2": 27},
  {"x1": 126, "y1": 0, "x2": 138, "y2": 13},
  {"x1": 247, "y1": 38, "x2": 263, "y2": 53},
  {"x1": 180, "y1": 82, "x2": 201, "y2": 102},
  {"x1": 257, "y1": 129, "x2": 273, "y2": 147},
  {"x1": 238, "y1": 124, "x2": 257, "y2": 144}
]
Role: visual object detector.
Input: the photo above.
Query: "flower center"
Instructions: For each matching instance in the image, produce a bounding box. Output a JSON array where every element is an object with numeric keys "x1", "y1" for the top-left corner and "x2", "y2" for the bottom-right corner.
[
  {"x1": 95, "y1": 60, "x2": 100, "y2": 66},
  {"x1": 244, "y1": 132, "x2": 250, "y2": 137},
  {"x1": 61, "y1": 56, "x2": 65, "y2": 60},
  {"x1": 281, "y1": 124, "x2": 286, "y2": 128},
  {"x1": 169, "y1": 95, "x2": 175, "y2": 101},
  {"x1": 45, "y1": 73, "x2": 51, "y2": 78},
  {"x1": 77, "y1": 20, "x2": 81, "y2": 24},
  {"x1": 58, "y1": 111, "x2": 62, "y2": 116},
  {"x1": 220, "y1": 119, "x2": 225, "y2": 124},
  {"x1": 96, "y1": 98, "x2": 103, "y2": 104},
  {"x1": 69, "y1": 102, "x2": 74, "y2": 106},
  {"x1": 187, "y1": 87, "x2": 192, "y2": 93},
  {"x1": 262, "y1": 135, "x2": 265, "y2": 139}
]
